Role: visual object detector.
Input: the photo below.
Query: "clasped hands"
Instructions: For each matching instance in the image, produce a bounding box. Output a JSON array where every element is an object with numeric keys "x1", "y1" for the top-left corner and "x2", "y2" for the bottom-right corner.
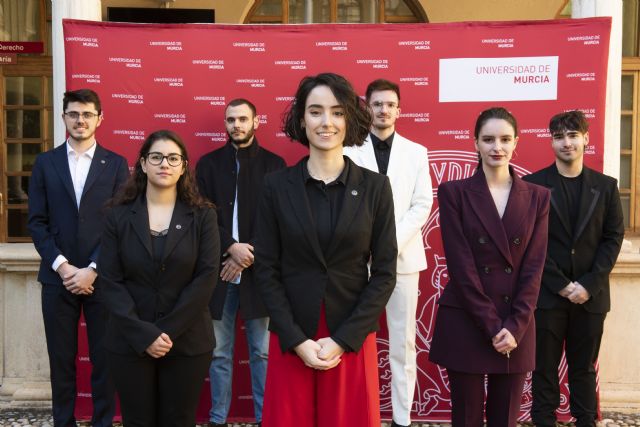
[
  {"x1": 558, "y1": 281, "x2": 590, "y2": 304},
  {"x1": 294, "y1": 338, "x2": 345, "y2": 370},
  {"x1": 57, "y1": 262, "x2": 96, "y2": 295},
  {"x1": 146, "y1": 333, "x2": 173, "y2": 358},
  {"x1": 492, "y1": 328, "x2": 517, "y2": 357},
  {"x1": 220, "y1": 242, "x2": 254, "y2": 282}
]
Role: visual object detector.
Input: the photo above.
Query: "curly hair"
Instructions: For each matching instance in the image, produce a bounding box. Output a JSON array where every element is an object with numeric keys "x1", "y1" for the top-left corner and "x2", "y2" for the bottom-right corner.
[
  {"x1": 111, "y1": 130, "x2": 213, "y2": 208},
  {"x1": 283, "y1": 73, "x2": 371, "y2": 147}
]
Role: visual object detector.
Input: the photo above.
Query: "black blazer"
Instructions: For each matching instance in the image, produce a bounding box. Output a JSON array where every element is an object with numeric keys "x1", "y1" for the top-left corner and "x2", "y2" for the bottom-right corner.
[
  {"x1": 254, "y1": 156, "x2": 397, "y2": 353},
  {"x1": 523, "y1": 164, "x2": 624, "y2": 313},
  {"x1": 196, "y1": 139, "x2": 286, "y2": 320},
  {"x1": 98, "y1": 196, "x2": 220, "y2": 356},
  {"x1": 28, "y1": 143, "x2": 129, "y2": 285}
]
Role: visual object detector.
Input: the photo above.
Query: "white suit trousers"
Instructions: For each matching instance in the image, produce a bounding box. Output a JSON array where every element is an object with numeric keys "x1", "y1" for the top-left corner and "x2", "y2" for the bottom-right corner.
[{"x1": 385, "y1": 271, "x2": 420, "y2": 426}]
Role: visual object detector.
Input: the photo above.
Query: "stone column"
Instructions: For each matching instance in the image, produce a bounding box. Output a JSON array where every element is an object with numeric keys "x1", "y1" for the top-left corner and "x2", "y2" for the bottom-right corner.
[
  {"x1": 572, "y1": 0, "x2": 623, "y2": 179},
  {"x1": 51, "y1": 0, "x2": 102, "y2": 147}
]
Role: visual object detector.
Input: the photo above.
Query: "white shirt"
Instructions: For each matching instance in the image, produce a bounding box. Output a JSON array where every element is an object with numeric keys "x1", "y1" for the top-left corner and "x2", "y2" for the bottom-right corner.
[{"x1": 51, "y1": 140, "x2": 98, "y2": 272}]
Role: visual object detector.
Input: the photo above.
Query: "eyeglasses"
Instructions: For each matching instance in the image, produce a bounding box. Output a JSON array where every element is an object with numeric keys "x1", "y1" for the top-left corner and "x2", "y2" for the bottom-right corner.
[
  {"x1": 64, "y1": 111, "x2": 100, "y2": 120},
  {"x1": 370, "y1": 101, "x2": 398, "y2": 110},
  {"x1": 146, "y1": 152, "x2": 184, "y2": 167}
]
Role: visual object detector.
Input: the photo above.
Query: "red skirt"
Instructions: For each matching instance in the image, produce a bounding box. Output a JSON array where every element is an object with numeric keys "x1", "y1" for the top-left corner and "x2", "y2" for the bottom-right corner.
[{"x1": 262, "y1": 306, "x2": 380, "y2": 427}]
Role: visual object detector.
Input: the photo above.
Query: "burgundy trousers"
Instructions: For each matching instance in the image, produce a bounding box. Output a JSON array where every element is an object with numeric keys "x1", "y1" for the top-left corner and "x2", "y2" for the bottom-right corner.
[{"x1": 447, "y1": 369, "x2": 527, "y2": 427}]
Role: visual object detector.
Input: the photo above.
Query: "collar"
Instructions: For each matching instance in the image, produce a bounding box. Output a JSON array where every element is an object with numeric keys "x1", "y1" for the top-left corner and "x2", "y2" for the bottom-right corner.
[
  {"x1": 303, "y1": 157, "x2": 350, "y2": 186},
  {"x1": 66, "y1": 140, "x2": 97, "y2": 159},
  {"x1": 227, "y1": 137, "x2": 260, "y2": 159},
  {"x1": 370, "y1": 131, "x2": 395, "y2": 150}
]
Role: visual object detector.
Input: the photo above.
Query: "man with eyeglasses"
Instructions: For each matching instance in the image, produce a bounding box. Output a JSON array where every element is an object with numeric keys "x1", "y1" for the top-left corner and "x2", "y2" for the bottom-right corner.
[
  {"x1": 344, "y1": 79, "x2": 433, "y2": 427},
  {"x1": 196, "y1": 98, "x2": 285, "y2": 427},
  {"x1": 28, "y1": 89, "x2": 129, "y2": 427}
]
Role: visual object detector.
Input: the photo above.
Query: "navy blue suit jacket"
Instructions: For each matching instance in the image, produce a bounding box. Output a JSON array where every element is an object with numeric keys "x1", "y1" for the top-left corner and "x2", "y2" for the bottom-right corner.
[{"x1": 28, "y1": 142, "x2": 129, "y2": 285}]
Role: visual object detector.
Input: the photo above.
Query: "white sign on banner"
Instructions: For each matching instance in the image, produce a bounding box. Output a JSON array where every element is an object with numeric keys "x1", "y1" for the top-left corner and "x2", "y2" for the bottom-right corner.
[{"x1": 439, "y1": 56, "x2": 559, "y2": 102}]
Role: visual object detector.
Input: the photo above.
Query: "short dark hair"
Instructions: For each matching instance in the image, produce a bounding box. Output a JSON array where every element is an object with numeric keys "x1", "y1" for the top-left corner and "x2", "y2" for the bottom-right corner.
[
  {"x1": 226, "y1": 98, "x2": 257, "y2": 117},
  {"x1": 549, "y1": 110, "x2": 589, "y2": 135},
  {"x1": 283, "y1": 73, "x2": 371, "y2": 147},
  {"x1": 365, "y1": 79, "x2": 400, "y2": 104},
  {"x1": 111, "y1": 129, "x2": 212, "y2": 209},
  {"x1": 63, "y1": 89, "x2": 102, "y2": 114},
  {"x1": 474, "y1": 107, "x2": 518, "y2": 139}
]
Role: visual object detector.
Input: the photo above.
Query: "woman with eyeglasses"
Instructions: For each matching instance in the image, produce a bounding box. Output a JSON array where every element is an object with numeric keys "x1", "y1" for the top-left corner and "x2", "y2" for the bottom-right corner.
[{"x1": 98, "y1": 129, "x2": 220, "y2": 427}]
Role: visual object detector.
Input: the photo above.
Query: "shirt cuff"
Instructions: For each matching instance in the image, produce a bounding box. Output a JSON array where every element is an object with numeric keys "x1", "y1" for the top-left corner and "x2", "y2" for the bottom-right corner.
[
  {"x1": 88, "y1": 262, "x2": 97, "y2": 271},
  {"x1": 52, "y1": 255, "x2": 68, "y2": 272}
]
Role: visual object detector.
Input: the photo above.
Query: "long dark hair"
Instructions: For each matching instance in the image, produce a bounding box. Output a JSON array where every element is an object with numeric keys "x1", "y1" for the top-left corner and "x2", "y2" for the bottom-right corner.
[
  {"x1": 111, "y1": 130, "x2": 212, "y2": 208},
  {"x1": 283, "y1": 73, "x2": 371, "y2": 147}
]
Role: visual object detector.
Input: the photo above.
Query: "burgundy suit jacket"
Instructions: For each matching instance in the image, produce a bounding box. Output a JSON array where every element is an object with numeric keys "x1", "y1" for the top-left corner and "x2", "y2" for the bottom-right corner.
[{"x1": 429, "y1": 167, "x2": 550, "y2": 374}]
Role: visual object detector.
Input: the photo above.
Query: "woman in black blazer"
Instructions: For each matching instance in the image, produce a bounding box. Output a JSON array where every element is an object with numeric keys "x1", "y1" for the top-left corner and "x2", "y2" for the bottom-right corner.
[
  {"x1": 98, "y1": 130, "x2": 220, "y2": 427},
  {"x1": 255, "y1": 73, "x2": 398, "y2": 427}
]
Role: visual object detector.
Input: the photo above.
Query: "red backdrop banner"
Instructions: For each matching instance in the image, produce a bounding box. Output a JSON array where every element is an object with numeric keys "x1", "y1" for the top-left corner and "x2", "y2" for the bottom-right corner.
[{"x1": 64, "y1": 17, "x2": 611, "y2": 423}]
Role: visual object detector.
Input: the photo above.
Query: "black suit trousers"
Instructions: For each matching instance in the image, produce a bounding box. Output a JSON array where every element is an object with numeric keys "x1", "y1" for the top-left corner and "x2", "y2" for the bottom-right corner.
[
  {"x1": 41, "y1": 284, "x2": 115, "y2": 427},
  {"x1": 107, "y1": 351, "x2": 211, "y2": 427},
  {"x1": 531, "y1": 305, "x2": 606, "y2": 427}
]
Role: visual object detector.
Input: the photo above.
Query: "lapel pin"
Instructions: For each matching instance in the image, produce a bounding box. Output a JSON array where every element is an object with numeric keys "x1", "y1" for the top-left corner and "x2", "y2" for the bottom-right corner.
[
  {"x1": 176, "y1": 224, "x2": 182, "y2": 230},
  {"x1": 101, "y1": 159, "x2": 106, "y2": 164},
  {"x1": 351, "y1": 190, "x2": 358, "y2": 196}
]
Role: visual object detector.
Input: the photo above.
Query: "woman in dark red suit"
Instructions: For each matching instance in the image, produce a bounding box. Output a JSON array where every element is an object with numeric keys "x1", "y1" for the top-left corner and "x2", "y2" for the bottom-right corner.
[
  {"x1": 254, "y1": 73, "x2": 397, "y2": 427},
  {"x1": 429, "y1": 107, "x2": 550, "y2": 426}
]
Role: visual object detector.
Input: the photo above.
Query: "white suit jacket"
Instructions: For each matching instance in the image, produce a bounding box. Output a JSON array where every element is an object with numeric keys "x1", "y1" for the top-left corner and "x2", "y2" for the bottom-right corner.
[{"x1": 344, "y1": 133, "x2": 433, "y2": 274}]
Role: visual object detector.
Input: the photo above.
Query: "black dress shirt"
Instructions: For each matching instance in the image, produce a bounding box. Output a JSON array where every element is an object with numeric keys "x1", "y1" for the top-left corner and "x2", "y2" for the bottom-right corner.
[
  {"x1": 370, "y1": 132, "x2": 395, "y2": 175},
  {"x1": 302, "y1": 159, "x2": 349, "y2": 254}
]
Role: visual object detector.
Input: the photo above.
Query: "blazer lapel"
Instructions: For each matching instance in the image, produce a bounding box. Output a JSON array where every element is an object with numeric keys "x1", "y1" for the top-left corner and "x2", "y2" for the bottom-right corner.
[
  {"x1": 360, "y1": 135, "x2": 379, "y2": 173},
  {"x1": 546, "y1": 164, "x2": 572, "y2": 235},
  {"x1": 130, "y1": 196, "x2": 153, "y2": 258},
  {"x1": 52, "y1": 143, "x2": 78, "y2": 207},
  {"x1": 162, "y1": 200, "x2": 194, "y2": 262},
  {"x1": 573, "y1": 167, "x2": 601, "y2": 242},
  {"x1": 501, "y1": 171, "x2": 532, "y2": 244},
  {"x1": 465, "y1": 169, "x2": 512, "y2": 265},
  {"x1": 326, "y1": 159, "x2": 365, "y2": 257},
  {"x1": 286, "y1": 161, "x2": 326, "y2": 266},
  {"x1": 81, "y1": 144, "x2": 109, "y2": 202}
]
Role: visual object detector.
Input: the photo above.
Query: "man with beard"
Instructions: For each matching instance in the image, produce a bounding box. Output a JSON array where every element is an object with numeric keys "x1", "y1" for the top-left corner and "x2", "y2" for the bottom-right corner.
[
  {"x1": 344, "y1": 79, "x2": 432, "y2": 427},
  {"x1": 196, "y1": 98, "x2": 285, "y2": 427},
  {"x1": 28, "y1": 89, "x2": 129, "y2": 427},
  {"x1": 524, "y1": 110, "x2": 624, "y2": 427}
]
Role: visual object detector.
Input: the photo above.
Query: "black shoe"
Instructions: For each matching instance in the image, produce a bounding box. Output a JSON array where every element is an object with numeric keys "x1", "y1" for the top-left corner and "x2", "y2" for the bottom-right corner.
[
  {"x1": 391, "y1": 421, "x2": 410, "y2": 427},
  {"x1": 208, "y1": 423, "x2": 226, "y2": 427}
]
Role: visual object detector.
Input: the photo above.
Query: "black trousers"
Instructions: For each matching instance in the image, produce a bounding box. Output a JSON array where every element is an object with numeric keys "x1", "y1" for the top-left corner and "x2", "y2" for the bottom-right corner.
[
  {"x1": 107, "y1": 351, "x2": 211, "y2": 427},
  {"x1": 446, "y1": 369, "x2": 526, "y2": 427},
  {"x1": 531, "y1": 305, "x2": 606, "y2": 427},
  {"x1": 41, "y1": 284, "x2": 115, "y2": 427}
]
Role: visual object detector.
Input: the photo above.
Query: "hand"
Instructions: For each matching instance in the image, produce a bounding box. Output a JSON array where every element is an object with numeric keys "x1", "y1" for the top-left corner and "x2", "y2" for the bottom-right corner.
[
  {"x1": 558, "y1": 282, "x2": 576, "y2": 298},
  {"x1": 60, "y1": 264, "x2": 96, "y2": 295},
  {"x1": 567, "y1": 282, "x2": 590, "y2": 304},
  {"x1": 226, "y1": 243, "x2": 254, "y2": 268},
  {"x1": 145, "y1": 333, "x2": 173, "y2": 358},
  {"x1": 220, "y1": 257, "x2": 243, "y2": 282},
  {"x1": 294, "y1": 339, "x2": 341, "y2": 370},
  {"x1": 492, "y1": 328, "x2": 517, "y2": 355},
  {"x1": 316, "y1": 337, "x2": 345, "y2": 363}
]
